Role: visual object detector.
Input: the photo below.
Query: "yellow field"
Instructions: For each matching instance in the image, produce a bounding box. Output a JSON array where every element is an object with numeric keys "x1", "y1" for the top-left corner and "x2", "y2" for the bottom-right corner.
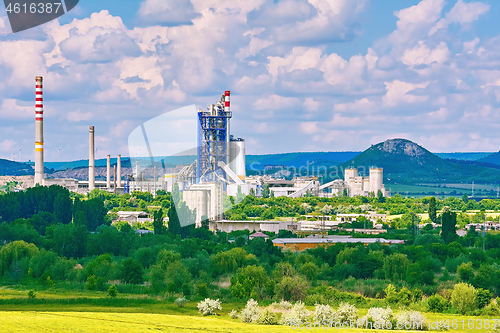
[
  {"x1": 0, "y1": 311, "x2": 498, "y2": 333},
  {"x1": 0, "y1": 311, "x2": 348, "y2": 333}
]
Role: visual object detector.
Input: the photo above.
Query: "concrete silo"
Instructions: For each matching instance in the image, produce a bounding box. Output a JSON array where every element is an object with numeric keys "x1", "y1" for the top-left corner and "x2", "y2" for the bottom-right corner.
[
  {"x1": 229, "y1": 137, "x2": 246, "y2": 181},
  {"x1": 369, "y1": 168, "x2": 383, "y2": 194}
]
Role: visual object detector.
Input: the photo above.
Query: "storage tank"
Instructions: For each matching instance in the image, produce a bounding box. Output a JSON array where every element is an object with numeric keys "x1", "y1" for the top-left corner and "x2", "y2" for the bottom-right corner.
[
  {"x1": 369, "y1": 168, "x2": 383, "y2": 194},
  {"x1": 229, "y1": 138, "x2": 246, "y2": 181},
  {"x1": 363, "y1": 178, "x2": 370, "y2": 193},
  {"x1": 344, "y1": 168, "x2": 357, "y2": 182}
]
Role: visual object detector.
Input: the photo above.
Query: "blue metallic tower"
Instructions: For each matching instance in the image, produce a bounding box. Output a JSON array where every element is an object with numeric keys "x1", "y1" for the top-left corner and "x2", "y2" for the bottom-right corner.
[{"x1": 197, "y1": 92, "x2": 232, "y2": 183}]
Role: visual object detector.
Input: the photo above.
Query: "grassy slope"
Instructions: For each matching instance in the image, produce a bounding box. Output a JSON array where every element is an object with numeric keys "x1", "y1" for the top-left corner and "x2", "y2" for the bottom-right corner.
[{"x1": 0, "y1": 289, "x2": 497, "y2": 333}]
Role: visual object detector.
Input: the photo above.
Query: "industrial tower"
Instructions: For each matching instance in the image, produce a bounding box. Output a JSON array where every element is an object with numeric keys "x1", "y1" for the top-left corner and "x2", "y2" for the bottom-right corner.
[{"x1": 197, "y1": 91, "x2": 232, "y2": 183}]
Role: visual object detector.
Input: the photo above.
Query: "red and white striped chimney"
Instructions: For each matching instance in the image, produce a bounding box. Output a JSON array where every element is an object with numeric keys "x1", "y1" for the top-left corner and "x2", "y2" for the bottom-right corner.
[
  {"x1": 34, "y1": 76, "x2": 44, "y2": 186},
  {"x1": 224, "y1": 90, "x2": 230, "y2": 113}
]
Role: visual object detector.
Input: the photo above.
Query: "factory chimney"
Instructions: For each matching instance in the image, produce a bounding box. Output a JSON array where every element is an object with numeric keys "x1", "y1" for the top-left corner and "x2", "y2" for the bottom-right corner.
[
  {"x1": 225, "y1": 90, "x2": 230, "y2": 166},
  {"x1": 34, "y1": 76, "x2": 44, "y2": 186},
  {"x1": 106, "y1": 154, "x2": 111, "y2": 188},
  {"x1": 89, "y1": 126, "x2": 95, "y2": 192},
  {"x1": 117, "y1": 154, "x2": 121, "y2": 187}
]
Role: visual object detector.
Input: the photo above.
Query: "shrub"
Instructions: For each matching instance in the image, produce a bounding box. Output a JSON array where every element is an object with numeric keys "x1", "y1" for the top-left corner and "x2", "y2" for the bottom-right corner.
[
  {"x1": 27, "y1": 290, "x2": 36, "y2": 299},
  {"x1": 174, "y1": 296, "x2": 188, "y2": 308},
  {"x1": 258, "y1": 308, "x2": 278, "y2": 325},
  {"x1": 361, "y1": 306, "x2": 394, "y2": 327},
  {"x1": 395, "y1": 310, "x2": 427, "y2": 330},
  {"x1": 195, "y1": 283, "x2": 209, "y2": 298},
  {"x1": 412, "y1": 288, "x2": 423, "y2": 302},
  {"x1": 107, "y1": 285, "x2": 118, "y2": 297},
  {"x1": 476, "y1": 288, "x2": 493, "y2": 309},
  {"x1": 197, "y1": 298, "x2": 222, "y2": 316},
  {"x1": 332, "y1": 302, "x2": 358, "y2": 325},
  {"x1": 239, "y1": 299, "x2": 261, "y2": 323},
  {"x1": 426, "y1": 294, "x2": 449, "y2": 313},
  {"x1": 384, "y1": 284, "x2": 398, "y2": 304},
  {"x1": 43, "y1": 275, "x2": 55, "y2": 287},
  {"x1": 398, "y1": 287, "x2": 412, "y2": 306},
  {"x1": 279, "y1": 301, "x2": 311, "y2": 325},
  {"x1": 457, "y1": 262, "x2": 474, "y2": 282},
  {"x1": 85, "y1": 274, "x2": 97, "y2": 291},
  {"x1": 229, "y1": 309, "x2": 238, "y2": 319},
  {"x1": 482, "y1": 303, "x2": 500, "y2": 316},
  {"x1": 270, "y1": 300, "x2": 292, "y2": 310},
  {"x1": 304, "y1": 293, "x2": 328, "y2": 306},
  {"x1": 313, "y1": 304, "x2": 334, "y2": 323},
  {"x1": 451, "y1": 283, "x2": 477, "y2": 315}
]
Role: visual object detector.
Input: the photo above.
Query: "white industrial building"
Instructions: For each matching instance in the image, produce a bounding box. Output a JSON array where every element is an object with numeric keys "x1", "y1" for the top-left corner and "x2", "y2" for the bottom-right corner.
[{"x1": 344, "y1": 167, "x2": 387, "y2": 197}]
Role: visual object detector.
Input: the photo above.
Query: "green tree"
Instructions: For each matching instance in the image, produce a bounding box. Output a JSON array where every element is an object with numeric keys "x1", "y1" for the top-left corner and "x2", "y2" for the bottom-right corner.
[
  {"x1": 429, "y1": 197, "x2": 437, "y2": 223},
  {"x1": 457, "y1": 262, "x2": 474, "y2": 282},
  {"x1": 441, "y1": 210, "x2": 457, "y2": 244},
  {"x1": 383, "y1": 253, "x2": 409, "y2": 281},
  {"x1": 153, "y1": 208, "x2": 164, "y2": 235},
  {"x1": 249, "y1": 188, "x2": 256, "y2": 197},
  {"x1": 53, "y1": 193, "x2": 72, "y2": 224},
  {"x1": 275, "y1": 275, "x2": 308, "y2": 301},
  {"x1": 230, "y1": 265, "x2": 268, "y2": 299},
  {"x1": 462, "y1": 193, "x2": 469, "y2": 204},
  {"x1": 74, "y1": 210, "x2": 87, "y2": 228},
  {"x1": 107, "y1": 284, "x2": 118, "y2": 297},
  {"x1": 200, "y1": 215, "x2": 209, "y2": 229},
  {"x1": 120, "y1": 258, "x2": 143, "y2": 284},
  {"x1": 262, "y1": 183, "x2": 270, "y2": 199},
  {"x1": 451, "y1": 283, "x2": 477, "y2": 314},
  {"x1": 377, "y1": 190, "x2": 385, "y2": 203},
  {"x1": 299, "y1": 262, "x2": 319, "y2": 281},
  {"x1": 0, "y1": 240, "x2": 39, "y2": 278},
  {"x1": 167, "y1": 201, "x2": 181, "y2": 236}
]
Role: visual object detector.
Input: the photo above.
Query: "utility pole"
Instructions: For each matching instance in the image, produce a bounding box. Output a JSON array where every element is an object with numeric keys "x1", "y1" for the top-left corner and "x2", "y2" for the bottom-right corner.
[{"x1": 483, "y1": 214, "x2": 486, "y2": 252}]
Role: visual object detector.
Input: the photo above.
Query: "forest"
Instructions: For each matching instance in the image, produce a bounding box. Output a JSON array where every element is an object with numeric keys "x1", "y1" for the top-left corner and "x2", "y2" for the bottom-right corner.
[{"x1": 1, "y1": 185, "x2": 500, "y2": 324}]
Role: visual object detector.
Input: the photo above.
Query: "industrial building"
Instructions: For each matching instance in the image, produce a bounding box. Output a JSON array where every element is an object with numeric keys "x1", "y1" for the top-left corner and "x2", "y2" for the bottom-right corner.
[
  {"x1": 272, "y1": 235, "x2": 404, "y2": 251},
  {"x1": 28, "y1": 78, "x2": 387, "y2": 234}
]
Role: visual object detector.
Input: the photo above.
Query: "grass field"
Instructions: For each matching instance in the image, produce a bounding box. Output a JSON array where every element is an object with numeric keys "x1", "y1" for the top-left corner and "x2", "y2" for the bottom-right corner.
[
  {"x1": 388, "y1": 183, "x2": 500, "y2": 198},
  {"x1": 0, "y1": 289, "x2": 498, "y2": 332},
  {"x1": 1, "y1": 309, "x2": 499, "y2": 332}
]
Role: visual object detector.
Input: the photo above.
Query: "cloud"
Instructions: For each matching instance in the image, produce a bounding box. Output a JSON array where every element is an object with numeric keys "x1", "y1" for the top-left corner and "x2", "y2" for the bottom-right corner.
[
  {"x1": 334, "y1": 98, "x2": 376, "y2": 112},
  {"x1": 303, "y1": 98, "x2": 320, "y2": 112},
  {"x1": 383, "y1": 80, "x2": 430, "y2": 106},
  {"x1": 401, "y1": 41, "x2": 449, "y2": 66},
  {"x1": 300, "y1": 121, "x2": 318, "y2": 134},
  {"x1": 271, "y1": 0, "x2": 369, "y2": 44},
  {"x1": 67, "y1": 111, "x2": 93, "y2": 122},
  {"x1": 254, "y1": 94, "x2": 299, "y2": 110},
  {"x1": 236, "y1": 37, "x2": 274, "y2": 60},
  {"x1": 137, "y1": 0, "x2": 199, "y2": 26},
  {"x1": 0, "y1": 99, "x2": 32, "y2": 119},
  {"x1": 0, "y1": 16, "x2": 9, "y2": 35},
  {"x1": 429, "y1": 0, "x2": 490, "y2": 36}
]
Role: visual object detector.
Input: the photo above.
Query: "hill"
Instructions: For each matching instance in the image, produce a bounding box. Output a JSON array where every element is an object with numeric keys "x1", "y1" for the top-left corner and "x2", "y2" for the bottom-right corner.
[
  {"x1": 246, "y1": 151, "x2": 359, "y2": 170},
  {"x1": 434, "y1": 152, "x2": 492, "y2": 161},
  {"x1": 0, "y1": 159, "x2": 36, "y2": 176},
  {"x1": 339, "y1": 138, "x2": 500, "y2": 184},
  {"x1": 478, "y1": 151, "x2": 500, "y2": 166}
]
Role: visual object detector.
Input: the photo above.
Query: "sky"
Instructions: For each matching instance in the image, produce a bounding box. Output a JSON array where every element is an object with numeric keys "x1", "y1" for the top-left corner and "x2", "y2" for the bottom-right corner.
[{"x1": 1, "y1": 0, "x2": 500, "y2": 162}]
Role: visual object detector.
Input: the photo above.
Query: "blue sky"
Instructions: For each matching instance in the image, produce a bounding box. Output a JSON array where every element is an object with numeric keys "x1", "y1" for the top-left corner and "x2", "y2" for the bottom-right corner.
[{"x1": 1, "y1": 0, "x2": 500, "y2": 162}]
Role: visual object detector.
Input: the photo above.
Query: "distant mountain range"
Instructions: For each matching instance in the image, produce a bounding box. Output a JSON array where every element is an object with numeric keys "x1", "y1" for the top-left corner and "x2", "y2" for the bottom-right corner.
[{"x1": 2, "y1": 142, "x2": 500, "y2": 183}]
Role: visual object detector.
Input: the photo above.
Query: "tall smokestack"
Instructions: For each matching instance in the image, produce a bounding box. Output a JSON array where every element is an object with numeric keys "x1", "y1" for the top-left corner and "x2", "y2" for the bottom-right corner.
[
  {"x1": 106, "y1": 154, "x2": 111, "y2": 188},
  {"x1": 225, "y1": 90, "x2": 231, "y2": 167},
  {"x1": 34, "y1": 76, "x2": 44, "y2": 186},
  {"x1": 89, "y1": 126, "x2": 95, "y2": 191},
  {"x1": 117, "y1": 154, "x2": 121, "y2": 187}
]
